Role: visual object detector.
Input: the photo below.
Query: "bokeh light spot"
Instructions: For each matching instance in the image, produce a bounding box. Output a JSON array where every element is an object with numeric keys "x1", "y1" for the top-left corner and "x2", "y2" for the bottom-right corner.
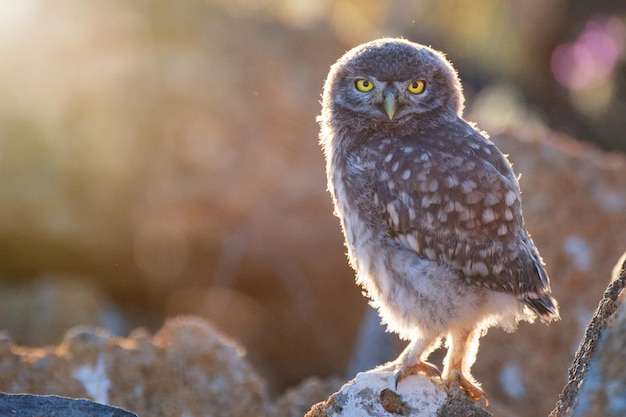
[{"x1": 551, "y1": 15, "x2": 625, "y2": 90}]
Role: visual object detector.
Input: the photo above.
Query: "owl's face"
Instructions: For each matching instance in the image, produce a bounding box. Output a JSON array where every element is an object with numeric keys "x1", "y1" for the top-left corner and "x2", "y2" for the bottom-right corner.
[{"x1": 322, "y1": 38, "x2": 464, "y2": 133}]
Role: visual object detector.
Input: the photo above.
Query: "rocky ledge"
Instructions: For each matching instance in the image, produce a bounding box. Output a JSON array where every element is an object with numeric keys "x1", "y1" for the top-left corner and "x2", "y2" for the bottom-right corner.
[
  {"x1": 305, "y1": 371, "x2": 491, "y2": 417},
  {"x1": 0, "y1": 393, "x2": 137, "y2": 417}
]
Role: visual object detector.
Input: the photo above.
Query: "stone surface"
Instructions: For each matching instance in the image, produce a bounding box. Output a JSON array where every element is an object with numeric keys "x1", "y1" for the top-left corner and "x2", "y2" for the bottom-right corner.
[
  {"x1": 569, "y1": 258, "x2": 626, "y2": 417},
  {"x1": 573, "y1": 306, "x2": 626, "y2": 417},
  {"x1": 305, "y1": 371, "x2": 491, "y2": 417},
  {"x1": 0, "y1": 316, "x2": 269, "y2": 417},
  {"x1": 0, "y1": 393, "x2": 137, "y2": 417},
  {"x1": 274, "y1": 376, "x2": 344, "y2": 417}
]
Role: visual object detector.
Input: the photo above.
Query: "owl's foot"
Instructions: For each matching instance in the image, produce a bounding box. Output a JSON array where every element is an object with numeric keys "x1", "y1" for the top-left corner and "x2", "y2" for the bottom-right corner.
[
  {"x1": 393, "y1": 361, "x2": 441, "y2": 389},
  {"x1": 444, "y1": 369, "x2": 488, "y2": 403}
]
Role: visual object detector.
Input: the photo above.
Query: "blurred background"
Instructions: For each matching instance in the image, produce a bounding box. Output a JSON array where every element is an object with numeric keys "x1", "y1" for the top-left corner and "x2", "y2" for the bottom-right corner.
[{"x1": 0, "y1": 1, "x2": 625, "y2": 416}]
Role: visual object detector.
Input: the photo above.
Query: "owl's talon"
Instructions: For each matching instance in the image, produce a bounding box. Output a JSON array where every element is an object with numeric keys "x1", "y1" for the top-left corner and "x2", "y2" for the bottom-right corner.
[
  {"x1": 393, "y1": 361, "x2": 441, "y2": 388},
  {"x1": 444, "y1": 369, "x2": 487, "y2": 403}
]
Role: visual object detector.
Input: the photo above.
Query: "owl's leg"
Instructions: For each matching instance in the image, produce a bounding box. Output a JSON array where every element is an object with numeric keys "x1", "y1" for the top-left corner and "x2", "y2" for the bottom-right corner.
[
  {"x1": 383, "y1": 336, "x2": 442, "y2": 388},
  {"x1": 442, "y1": 327, "x2": 486, "y2": 401}
]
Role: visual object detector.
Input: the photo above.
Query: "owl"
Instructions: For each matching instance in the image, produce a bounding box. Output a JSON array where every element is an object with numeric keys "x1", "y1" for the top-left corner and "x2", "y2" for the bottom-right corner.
[{"x1": 318, "y1": 38, "x2": 559, "y2": 400}]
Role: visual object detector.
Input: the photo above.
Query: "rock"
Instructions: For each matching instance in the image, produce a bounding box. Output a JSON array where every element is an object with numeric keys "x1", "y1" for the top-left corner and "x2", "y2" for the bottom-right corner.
[
  {"x1": 274, "y1": 376, "x2": 344, "y2": 417},
  {"x1": 0, "y1": 316, "x2": 270, "y2": 417},
  {"x1": 556, "y1": 255, "x2": 626, "y2": 417},
  {"x1": 305, "y1": 371, "x2": 491, "y2": 417},
  {"x1": 0, "y1": 393, "x2": 137, "y2": 417},
  {"x1": 572, "y1": 302, "x2": 626, "y2": 417}
]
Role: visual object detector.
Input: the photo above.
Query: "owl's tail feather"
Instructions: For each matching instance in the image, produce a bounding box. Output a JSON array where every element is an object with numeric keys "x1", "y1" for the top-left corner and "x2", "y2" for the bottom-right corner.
[{"x1": 522, "y1": 294, "x2": 560, "y2": 323}]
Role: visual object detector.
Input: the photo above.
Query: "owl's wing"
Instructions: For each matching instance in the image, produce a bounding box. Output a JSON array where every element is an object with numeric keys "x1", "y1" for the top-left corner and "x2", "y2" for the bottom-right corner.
[{"x1": 372, "y1": 124, "x2": 555, "y2": 315}]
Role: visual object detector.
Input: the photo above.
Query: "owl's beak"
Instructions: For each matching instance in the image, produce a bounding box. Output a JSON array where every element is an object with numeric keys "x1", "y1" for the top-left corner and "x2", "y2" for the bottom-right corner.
[{"x1": 383, "y1": 92, "x2": 397, "y2": 120}]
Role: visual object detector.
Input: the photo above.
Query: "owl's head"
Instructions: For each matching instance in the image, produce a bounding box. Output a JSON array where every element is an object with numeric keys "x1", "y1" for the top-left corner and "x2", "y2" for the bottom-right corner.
[{"x1": 321, "y1": 38, "x2": 464, "y2": 133}]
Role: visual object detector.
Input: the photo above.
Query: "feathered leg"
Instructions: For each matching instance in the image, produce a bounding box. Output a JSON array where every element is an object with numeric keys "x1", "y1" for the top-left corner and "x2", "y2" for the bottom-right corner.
[{"x1": 442, "y1": 327, "x2": 486, "y2": 401}]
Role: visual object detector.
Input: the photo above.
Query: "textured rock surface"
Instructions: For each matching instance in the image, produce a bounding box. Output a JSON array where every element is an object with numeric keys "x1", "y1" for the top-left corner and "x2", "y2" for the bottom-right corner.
[
  {"x1": 0, "y1": 393, "x2": 137, "y2": 417},
  {"x1": 305, "y1": 371, "x2": 491, "y2": 417},
  {"x1": 569, "y1": 258, "x2": 626, "y2": 417},
  {"x1": 572, "y1": 305, "x2": 626, "y2": 417},
  {"x1": 0, "y1": 316, "x2": 269, "y2": 417},
  {"x1": 274, "y1": 376, "x2": 345, "y2": 417},
  {"x1": 573, "y1": 306, "x2": 626, "y2": 416}
]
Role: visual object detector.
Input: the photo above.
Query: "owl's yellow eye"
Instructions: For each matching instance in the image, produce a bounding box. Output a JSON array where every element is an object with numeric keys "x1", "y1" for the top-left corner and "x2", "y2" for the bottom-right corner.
[
  {"x1": 355, "y1": 79, "x2": 374, "y2": 92},
  {"x1": 407, "y1": 80, "x2": 426, "y2": 94}
]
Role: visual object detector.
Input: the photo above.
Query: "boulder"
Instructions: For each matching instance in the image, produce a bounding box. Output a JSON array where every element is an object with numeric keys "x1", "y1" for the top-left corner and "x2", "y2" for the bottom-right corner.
[
  {"x1": 573, "y1": 299, "x2": 626, "y2": 417},
  {"x1": 0, "y1": 393, "x2": 136, "y2": 417},
  {"x1": 551, "y1": 255, "x2": 626, "y2": 417},
  {"x1": 305, "y1": 371, "x2": 491, "y2": 417},
  {"x1": 274, "y1": 376, "x2": 344, "y2": 417},
  {"x1": 0, "y1": 316, "x2": 269, "y2": 417}
]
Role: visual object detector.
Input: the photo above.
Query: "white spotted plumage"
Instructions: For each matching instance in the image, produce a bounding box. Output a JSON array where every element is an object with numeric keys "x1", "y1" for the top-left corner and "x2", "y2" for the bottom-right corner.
[{"x1": 318, "y1": 38, "x2": 559, "y2": 400}]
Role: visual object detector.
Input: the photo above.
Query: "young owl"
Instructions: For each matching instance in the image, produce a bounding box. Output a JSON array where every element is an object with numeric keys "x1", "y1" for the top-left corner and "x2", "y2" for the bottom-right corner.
[{"x1": 318, "y1": 38, "x2": 559, "y2": 400}]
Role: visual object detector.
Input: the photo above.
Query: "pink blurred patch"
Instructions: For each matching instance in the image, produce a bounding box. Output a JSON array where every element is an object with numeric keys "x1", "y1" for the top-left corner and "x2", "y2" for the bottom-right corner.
[{"x1": 551, "y1": 15, "x2": 625, "y2": 90}]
